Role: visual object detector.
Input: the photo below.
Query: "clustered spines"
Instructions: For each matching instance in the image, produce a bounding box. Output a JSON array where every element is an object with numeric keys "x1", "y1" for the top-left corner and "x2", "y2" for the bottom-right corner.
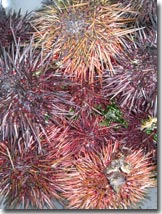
[
  {"x1": 0, "y1": 7, "x2": 34, "y2": 48},
  {"x1": 115, "y1": 111, "x2": 157, "y2": 164},
  {"x1": 103, "y1": 46, "x2": 157, "y2": 114},
  {"x1": 0, "y1": 40, "x2": 74, "y2": 152},
  {"x1": 69, "y1": 83, "x2": 109, "y2": 117},
  {"x1": 32, "y1": 0, "x2": 137, "y2": 84},
  {"x1": 109, "y1": 0, "x2": 157, "y2": 49},
  {"x1": 130, "y1": 0, "x2": 157, "y2": 48},
  {"x1": 0, "y1": 137, "x2": 67, "y2": 209},
  {"x1": 49, "y1": 115, "x2": 115, "y2": 156}
]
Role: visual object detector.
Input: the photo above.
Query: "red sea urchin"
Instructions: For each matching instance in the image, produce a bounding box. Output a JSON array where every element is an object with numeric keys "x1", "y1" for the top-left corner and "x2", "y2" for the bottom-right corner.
[
  {"x1": 32, "y1": 0, "x2": 137, "y2": 84},
  {"x1": 0, "y1": 7, "x2": 34, "y2": 48},
  {"x1": 58, "y1": 141, "x2": 156, "y2": 209},
  {"x1": 0, "y1": 133, "x2": 68, "y2": 209},
  {"x1": 48, "y1": 114, "x2": 116, "y2": 156},
  {"x1": 0, "y1": 40, "x2": 73, "y2": 152}
]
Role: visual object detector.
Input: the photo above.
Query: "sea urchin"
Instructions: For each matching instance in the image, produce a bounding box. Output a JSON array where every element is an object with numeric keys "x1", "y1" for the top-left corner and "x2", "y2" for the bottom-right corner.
[
  {"x1": 0, "y1": 7, "x2": 34, "y2": 48},
  {"x1": 103, "y1": 46, "x2": 157, "y2": 113},
  {"x1": 58, "y1": 141, "x2": 156, "y2": 209},
  {"x1": 32, "y1": 0, "x2": 137, "y2": 84},
  {"x1": 0, "y1": 134, "x2": 68, "y2": 209},
  {"x1": 0, "y1": 40, "x2": 73, "y2": 151}
]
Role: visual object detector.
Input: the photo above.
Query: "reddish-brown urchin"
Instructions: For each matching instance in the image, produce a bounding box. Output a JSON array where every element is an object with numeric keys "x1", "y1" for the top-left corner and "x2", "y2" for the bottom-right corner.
[
  {"x1": 57, "y1": 141, "x2": 156, "y2": 209},
  {"x1": 0, "y1": 128, "x2": 70, "y2": 209},
  {"x1": 0, "y1": 40, "x2": 74, "y2": 152},
  {"x1": 32, "y1": 0, "x2": 137, "y2": 84},
  {"x1": 0, "y1": 7, "x2": 34, "y2": 48},
  {"x1": 46, "y1": 113, "x2": 117, "y2": 156},
  {"x1": 115, "y1": 110, "x2": 157, "y2": 164},
  {"x1": 103, "y1": 46, "x2": 157, "y2": 114}
]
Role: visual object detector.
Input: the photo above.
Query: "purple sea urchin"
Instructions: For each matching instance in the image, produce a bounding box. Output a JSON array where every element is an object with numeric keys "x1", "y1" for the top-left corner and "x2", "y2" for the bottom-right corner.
[
  {"x1": 115, "y1": 111, "x2": 157, "y2": 163},
  {"x1": 103, "y1": 46, "x2": 157, "y2": 113},
  {"x1": 125, "y1": 0, "x2": 157, "y2": 48},
  {"x1": 112, "y1": 0, "x2": 157, "y2": 47},
  {"x1": 0, "y1": 40, "x2": 73, "y2": 151},
  {"x1": 32, "y1": 0, "x2": 137, "y2": 84},
  {"x1": 0, "y1": 7, "x2": 34, "y2": 48},
  {"x1": 58, "y1": 141, "x2": 156, "y2": 209}
]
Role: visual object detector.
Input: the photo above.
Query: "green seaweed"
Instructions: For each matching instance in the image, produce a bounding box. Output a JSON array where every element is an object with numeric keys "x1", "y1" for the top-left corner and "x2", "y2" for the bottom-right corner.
[{"x1": 96, "y1": 102, "x2": 128, "y2": 128}]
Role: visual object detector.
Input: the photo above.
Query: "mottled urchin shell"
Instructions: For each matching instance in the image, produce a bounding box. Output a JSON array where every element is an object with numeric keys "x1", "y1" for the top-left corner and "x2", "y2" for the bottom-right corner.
[
  {"x1": 0, "y1": 7, "x2": 34, "y2": 48},
  {"x1": 56, "y1": 141, "x2": 156, "y2": 209},
  {"x1": 32, "y1": 0, "x2": 137, "y2": 84},
  {"x1": 0, "y1": 40, "x2": 73, "y2": 152}
]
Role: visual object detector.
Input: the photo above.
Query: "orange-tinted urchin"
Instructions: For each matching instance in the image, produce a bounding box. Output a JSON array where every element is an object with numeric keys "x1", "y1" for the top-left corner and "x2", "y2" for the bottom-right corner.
[
  {"x1": 58, "y1": 141, "x2": 156, "y2": 209},
  {"x1": 0, "y1": 131, "x2": 69, "y2": 209},
  {"x1": 32, "y1": 0, "x2": 136, "y2": 84}
]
